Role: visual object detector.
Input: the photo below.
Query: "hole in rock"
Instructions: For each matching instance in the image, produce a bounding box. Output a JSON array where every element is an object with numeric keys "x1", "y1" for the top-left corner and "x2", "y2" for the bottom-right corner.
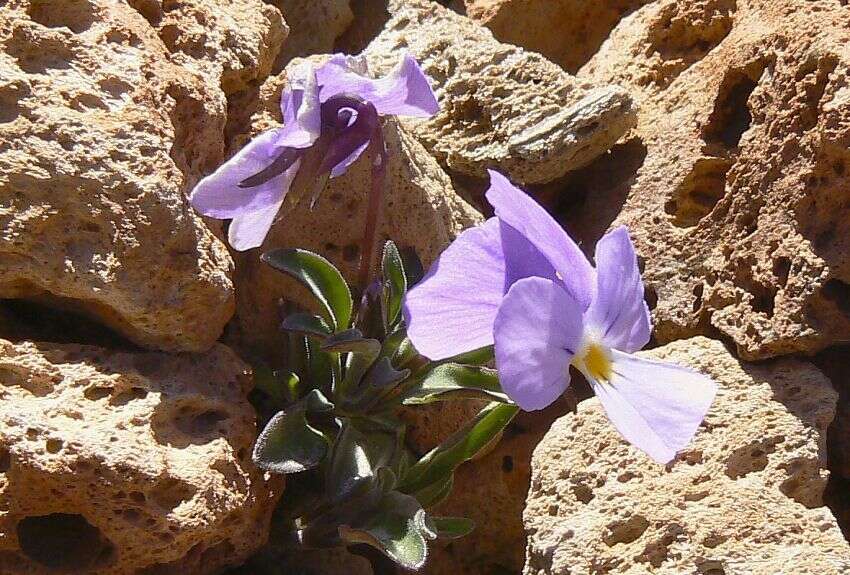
[
  {"x1": 0, "y1": 447, "x2": 10, "y2": 472},
  {"x1": 816, "y1": 345, "x2": 850, "y2": 536},
  {"x1": 149, "y1": 478, "x2": 197, "y2": 511},
  {"x1": 821, "y1": 278, "x2": 850, "y2": 318},
  {"x1": 724, "y1": 440, "x2": 775, "y2": 479},
  {"x1": 501, "y1": 455, "x2": 513, "y2": 473},
  {"x1": 28, "y1": 0, "x2": 96, "y2": 33},
  {"x1": 110, "y1": 386, "x2": 148, "y2": 406},
  {"x1": 83, "y1": 386, "x2": 113, "y2": 401},
  {"x1": 0, "y1": 298, "x2": 139, "y2": 350},
  {"x1": 603, "y1": 515, "x2": 650, "y2": 546},
  {"x1": 703, "y1": 64, "x2": 763, "y2": 149},
  {"x1": 17, "y1": 514, "x2": 114, "y2": 571},
  {"x1": 795, "y1": 56, "x2": 838, "y2": 131},
  {"x1": 666, "y1": 157, "x2": 732, "y2": 227},
  {"x1": 45, "y1": 438, "x2": 63, "y2": 454},
  {"x1": 8, "y1": 29, "x2": 75, "y2": 74},
  {"x1": 127, "y1": 0, "x2": 163, "y2": 26}
]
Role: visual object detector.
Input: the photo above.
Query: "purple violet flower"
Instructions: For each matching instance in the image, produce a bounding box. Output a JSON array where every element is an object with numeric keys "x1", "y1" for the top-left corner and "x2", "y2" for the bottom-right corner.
[
  {"x1": 403, "y1": 171, "x2": 717, "y2": 464},
  {"x1": 189, "y1": 54, "x2": 439, "y2": 251}
]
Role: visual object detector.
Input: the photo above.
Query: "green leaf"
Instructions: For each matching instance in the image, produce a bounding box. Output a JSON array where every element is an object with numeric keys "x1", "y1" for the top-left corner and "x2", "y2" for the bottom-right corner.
[
  {"x1": 252, "y1": 390, "x2": 334, "y2": 475},
  {"x1": 326, "y1": 421, "x2": 375, "y2": 502},
  {"x1": 440, "y1": 345, "x2": 495, "y2": 366},
  {"x1": 261, "y1": 249, "x2": 353, "y2": 331},
  {"x1": 431, "y1": 517, "x2": 475, "y2": 540},
  {"x1": 252, "y1": 364, "x2": 285, "y2": 404},
  {"x1": 398, "y1": 402, "x2": 519, "y2": 495},
  {"x1": 381, "y1": 241, "x2": 407, "y2": 328},
  {"x1": 321, "y1": 328, "x2": 382, "y2": 358},
  {"x1": 280, "y1": 313, "x2": 332, "y2": 339},
  {"x1": 402, "y1": 364, "x2": 510, "y2": 405},
  {"x1": 338, "y1": 491, "x2": 435, "y2": 570},
  {"x1": 409, "y1": 472, "x2": 453, "y2": 508}
]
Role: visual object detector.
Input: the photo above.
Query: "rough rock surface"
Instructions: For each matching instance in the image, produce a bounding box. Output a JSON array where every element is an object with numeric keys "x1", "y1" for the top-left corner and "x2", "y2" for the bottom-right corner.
[
  {"x1": 268, "y1": 0, "x2": 353, "y2": 70},
  {"x1": 230, "y1": 62, "x2": 483, "y2": 361},
  {"x1": 133, "y1": 0, "x2": 288, "y2": 94},
  {"x1": 0, "y1": 338, "x2": 277, "y2": 574},
  {"x1": 362, "y1": 0, "x2": 636, "y2": 185},
  {"x1": 0, "y1": 0, "x2": 235, "y2": 352},
  {"x1": 451, "y1": 0, "x2": 651, "y2": 74},
  {"x1": 572, "y1": 0, "x2": 850, "y2": 359},
  {"x1": 524, "y1": 337, "x2": 850, "y2": 575}
]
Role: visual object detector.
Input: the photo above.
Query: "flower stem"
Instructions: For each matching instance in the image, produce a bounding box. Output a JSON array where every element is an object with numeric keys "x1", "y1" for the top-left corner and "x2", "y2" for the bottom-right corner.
[{"x1": 357, "y1": 120, "x2": 388, "y2": 291}]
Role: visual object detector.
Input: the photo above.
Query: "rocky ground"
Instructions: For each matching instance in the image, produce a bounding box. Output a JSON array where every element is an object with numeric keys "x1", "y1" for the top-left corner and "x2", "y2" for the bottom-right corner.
[{"x1": 0, "y1": 0, "x2": 849, "y2": 573}]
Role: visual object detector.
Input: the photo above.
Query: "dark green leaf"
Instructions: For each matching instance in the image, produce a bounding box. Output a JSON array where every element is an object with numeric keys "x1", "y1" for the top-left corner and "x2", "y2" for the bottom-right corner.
[
  {"x1": 261, "y1": 249, "x2": 353, "y2": 331},
  {"x1": 402, "y1": 364, "x2": 510, "y2": 405},
  {"x1": 252, "y1": 364, "x2": 285, "y2": 404},
  {"x1": 252, "y1": 390, "x2": 334, "y2": 475},
  {"x1": 398, "y1": 402, "x2": 519, "y2": 495},
  {"x1": 381, "y1": 241, "x2": 407, "y2": 328},
  {"x1": 431, "y1": 517, "x2": 474, "y2": 540},
  {"x1": 307, "y1": 339, "x2": 337, "y2": 397},
  {"x1": 338, "y1": 491, "x2": 435, "y2": 570},
  {"x1": 322, "y1": 328, "x2": 382, "y2": 357},
  {"x1": 280, "y1": 313, "x2": 332, "y2": 339}
]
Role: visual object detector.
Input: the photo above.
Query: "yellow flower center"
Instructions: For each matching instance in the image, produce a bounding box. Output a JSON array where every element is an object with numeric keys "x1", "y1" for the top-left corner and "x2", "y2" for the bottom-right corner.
[{"x1": 573, "y1": 342, "x2": 613, "y2": 382}]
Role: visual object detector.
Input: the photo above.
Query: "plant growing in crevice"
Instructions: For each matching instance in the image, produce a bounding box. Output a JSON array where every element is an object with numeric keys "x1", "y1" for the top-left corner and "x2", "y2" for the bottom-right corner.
[{"x1": 249, "y1": 242, "x2": 517, "y2": 571}]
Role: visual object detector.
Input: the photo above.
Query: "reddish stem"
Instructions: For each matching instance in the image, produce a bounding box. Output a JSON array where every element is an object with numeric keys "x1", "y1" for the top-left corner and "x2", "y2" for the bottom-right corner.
[{"x1": 357, "y1": 121, "x2": 388, "y2": 291}]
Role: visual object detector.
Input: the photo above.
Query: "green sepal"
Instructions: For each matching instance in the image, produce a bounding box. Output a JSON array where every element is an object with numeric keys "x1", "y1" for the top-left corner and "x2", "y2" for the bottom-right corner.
[
  {"x1": 261, "y1": 249, "x2": 353, "y2": 332},
  {"x1": 397, "y1": 402, "x2": 519, "y2": 495},
  {"x1": 252, "y1": 389, "x2": 334, "y2": 475},
  {"x1": 402, "y1": 364, "x2": 510, "y2": 405},
  {"x1": 431, "y1": 516, "x2": 475, "y2": 540}
]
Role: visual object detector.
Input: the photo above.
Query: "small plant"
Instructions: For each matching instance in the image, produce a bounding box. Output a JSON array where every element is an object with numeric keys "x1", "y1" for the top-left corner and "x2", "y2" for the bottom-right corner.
[{"x1": 250, "y1": 241, "x2": 517, "y2": 570}]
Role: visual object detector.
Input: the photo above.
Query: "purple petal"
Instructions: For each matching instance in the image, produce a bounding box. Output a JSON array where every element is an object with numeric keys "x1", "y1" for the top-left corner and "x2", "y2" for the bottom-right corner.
[
  {"x1": 494, "y1": 277, "x2": 584, "y2": 411},
  {"x1": 329, "y1": 139, "x2": 370, "y2": 178},
  {"x1": 278, "y1": 63, "x2": 322, "y2": 149},
  {"x1": 316, "y1": 53, "x2": 439, "y2": 118},
  {"x1": 590, "y1": 350, "x2": 717, "y2": 464},
  {"x1": 403, "y1": 218, "x2": 506, "y2": 360},
  {"x1": 585, "y1": 226, "x2": 651, "y2": 353},
  {"x1": 485, "y1": 170, "x2": 595, "y2": 308},
  {"x1": 190, "y1": 130, "x2": 292, "y2": 219},
  {"x1": 226, "y1": 160, "x2": 300, "y2": 251}
]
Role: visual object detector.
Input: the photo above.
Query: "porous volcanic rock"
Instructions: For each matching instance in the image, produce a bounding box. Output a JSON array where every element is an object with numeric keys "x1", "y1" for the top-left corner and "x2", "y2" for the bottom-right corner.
[
  {"x1": 451, "y1": 0, "x2": 651, "y2": 74},
  {"x1": 0, "y1": 0, "x2": 235, "y2": 351},
  {"x1": 572, "y1": 0, "x2": 850, "y2": 359},
  {"x1": 524, "y1": 337, "x2": 850, "y2": 575},
  {"x1": 230, "y1": 61, "x2": 483, "y2": 362},
  {"x1": 0, "y1": 338, "x2": 277, "y2": 574},
  {"x1": 268, "y1": 0, "x2": 353, "y2": 69},
  {"x1": 133, "y1": 0, "x2": 288, "y2": 94},
  {"x1": 362, "y1": 0, "x2": 636, "y2": 185}
]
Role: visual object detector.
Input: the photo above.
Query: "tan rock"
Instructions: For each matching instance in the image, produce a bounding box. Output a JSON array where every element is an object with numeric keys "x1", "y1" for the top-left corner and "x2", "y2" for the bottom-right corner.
[
  {"x1": 571, "y1": 0, "x2": 850, "y2": 359},
  {"x1": 362, "y1": 0, "x2": 636, "y2": 185},
  {"x1": 524, "y1": 337, "x2": 850, "y2": 575},
  {"x1": 269, "y1": 0, "x2": 353, "y2": 70},
  {"x1": 231, "y1": 61, "x2": 483, "y2": 362},
  {"x1": 134, "y1": 0, "x2": 288, "y2": 94},
  {"x1": 452, "y1": 0, "x2": 651, "y2": 74},
  {"x1": 0, "y1": 338, "x2": 278, "y2": 574},
  {"x1": 0, "y1": 0, "x2": 234, "y2": 352}
]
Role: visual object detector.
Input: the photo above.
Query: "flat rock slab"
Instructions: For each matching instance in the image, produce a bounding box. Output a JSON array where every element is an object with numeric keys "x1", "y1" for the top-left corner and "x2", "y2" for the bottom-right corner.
[
  {"x1": 363, "y1": 0, "x2": 636, "y2": 185},
  {"x1": 524, "y1": 337, "x2": 850, "y2": 575},
  {"x1": 0, "y1": 338, "x2": 277, "y2": 574}
]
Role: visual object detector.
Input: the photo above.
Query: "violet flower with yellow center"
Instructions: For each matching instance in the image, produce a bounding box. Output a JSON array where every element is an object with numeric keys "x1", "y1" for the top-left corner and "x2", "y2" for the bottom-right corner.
[
  {"x1": 189, "y1": 54, "x2": 439, "y2": 253},
  {"x1": 403, "y1": 171, "x2": 716, "y2": 464}
]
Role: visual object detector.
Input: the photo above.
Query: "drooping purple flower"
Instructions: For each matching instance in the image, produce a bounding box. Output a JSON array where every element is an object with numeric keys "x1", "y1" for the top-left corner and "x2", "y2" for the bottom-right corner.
[
  {"x1": 189, "y1": 54, "x2": 439, "y2": 251},
  {"x1": 403, "y1": 171, "x2": 716, "y2": 464}
]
